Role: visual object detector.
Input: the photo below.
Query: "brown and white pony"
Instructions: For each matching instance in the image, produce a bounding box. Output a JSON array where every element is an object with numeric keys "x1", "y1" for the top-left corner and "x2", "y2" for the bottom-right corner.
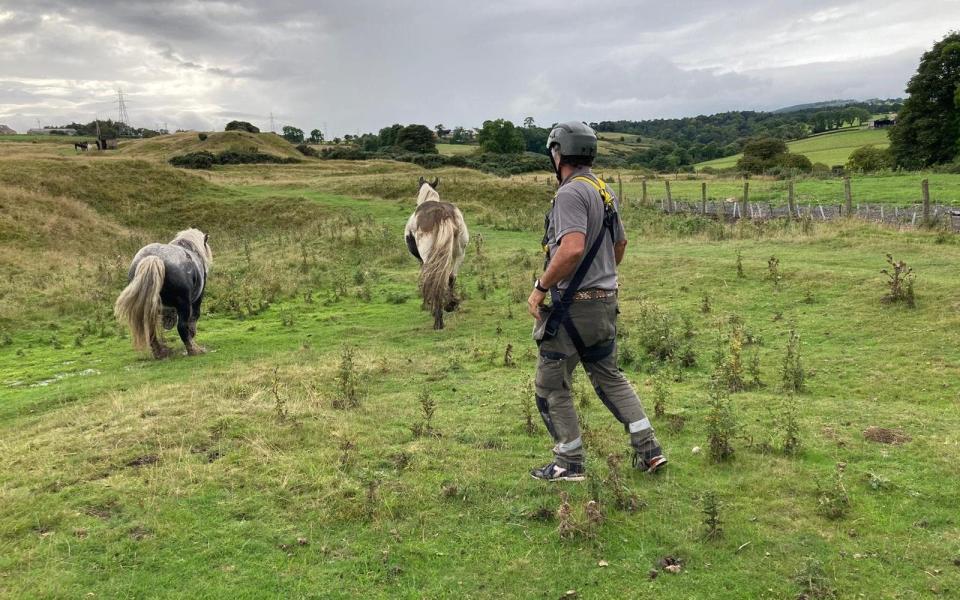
[{"x1": 404, "y1": 177, "x2": 469, "y2": 329}]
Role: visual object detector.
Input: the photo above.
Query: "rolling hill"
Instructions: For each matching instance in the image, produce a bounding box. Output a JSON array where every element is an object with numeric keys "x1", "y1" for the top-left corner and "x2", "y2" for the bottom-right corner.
[
  {"x1": 118, "y1": 131, "x2": 304, "y2": 160},
  {"x1": 695, "y1": 127, "x2": 891, "y2": 170}
]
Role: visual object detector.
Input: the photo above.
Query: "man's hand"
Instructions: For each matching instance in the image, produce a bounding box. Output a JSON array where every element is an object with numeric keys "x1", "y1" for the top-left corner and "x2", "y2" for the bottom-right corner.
[{"x1": 528, "y1": 288, "x2": 546, "y2": 320}]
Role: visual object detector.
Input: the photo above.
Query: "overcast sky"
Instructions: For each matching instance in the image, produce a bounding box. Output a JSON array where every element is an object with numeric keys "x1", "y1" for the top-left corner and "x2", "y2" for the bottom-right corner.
[{"x1": 1, "y1": 1, "x2": 958, "y2": 136}]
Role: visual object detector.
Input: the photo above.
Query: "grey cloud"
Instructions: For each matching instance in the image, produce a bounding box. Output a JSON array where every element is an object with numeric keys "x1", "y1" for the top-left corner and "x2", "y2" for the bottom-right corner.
[{"x1": 0, "y1": 0, "x2": 957, "y2": 135}]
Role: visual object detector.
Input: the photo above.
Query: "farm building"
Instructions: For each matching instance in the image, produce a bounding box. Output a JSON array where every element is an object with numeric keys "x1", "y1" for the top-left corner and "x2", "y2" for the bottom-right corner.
[
  {"x1": 0, "y1": 124, "x2": 15, "y2": 135},
  {"x1": 26, "y1": 128, "x2": 78, "y2": 136}
]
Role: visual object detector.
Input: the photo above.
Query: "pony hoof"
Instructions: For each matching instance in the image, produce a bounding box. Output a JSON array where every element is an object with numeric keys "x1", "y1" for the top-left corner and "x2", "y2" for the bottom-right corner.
[
  {"x1": 187, "y1": 345, "x2": 207, "y2": 356},
  {"x1": 152, "y1": 347, "x2": 173, "y2": 359}
]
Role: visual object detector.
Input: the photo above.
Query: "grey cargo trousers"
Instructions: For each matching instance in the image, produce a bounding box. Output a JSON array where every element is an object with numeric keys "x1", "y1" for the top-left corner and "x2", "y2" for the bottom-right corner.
[{"x1": 535, "y1": 295, "x2": 659, "y2": 467}]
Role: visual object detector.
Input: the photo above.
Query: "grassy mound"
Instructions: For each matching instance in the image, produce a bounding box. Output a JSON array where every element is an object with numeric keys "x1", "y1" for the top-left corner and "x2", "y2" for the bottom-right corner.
[
  {"x1": 697, "y1": 128, "x2": 890, "y2": 170},
  {"x1": 118, "y1": 131, "x2": 304, "y2": 161}
]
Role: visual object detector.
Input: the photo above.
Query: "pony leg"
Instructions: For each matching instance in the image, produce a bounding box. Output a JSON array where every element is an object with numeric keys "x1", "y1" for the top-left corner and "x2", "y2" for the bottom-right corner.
[
  {"x1": 175, "y1": 301, "x2": 205, "y2": 356},
  {"x1": 444, "y1": 275, "x2": 459, "y2": 312},
  {"x1": 150, "y1": 334, "x2": 173, "y2": 359},
  {"x1": 188, "y1": 296, "x2": 205, "y2": 352},
  {"x1": 433, "y1": 307, "x2": 444, "y2": 330}
]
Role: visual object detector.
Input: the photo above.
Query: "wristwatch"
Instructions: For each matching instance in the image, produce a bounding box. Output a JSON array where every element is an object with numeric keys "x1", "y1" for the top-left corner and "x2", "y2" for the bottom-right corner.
[{"x1": 534, "y1": 279, "x2": 548, "y2": 293}]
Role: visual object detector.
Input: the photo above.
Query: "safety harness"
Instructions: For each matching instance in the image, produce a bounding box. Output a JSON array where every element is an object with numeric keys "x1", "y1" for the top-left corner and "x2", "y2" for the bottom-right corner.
[{"x1": 541, "y1": 174, "x2": 619, "y2": 361}]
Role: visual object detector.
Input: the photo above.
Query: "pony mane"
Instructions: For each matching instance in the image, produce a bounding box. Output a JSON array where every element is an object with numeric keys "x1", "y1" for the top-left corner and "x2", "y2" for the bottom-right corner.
[
  {"x1": 172, "y1": 228, "x2": 213, "y2": 270},
  {"x1": 416, "y1": 183, "x2": 441, "y2": 205}
]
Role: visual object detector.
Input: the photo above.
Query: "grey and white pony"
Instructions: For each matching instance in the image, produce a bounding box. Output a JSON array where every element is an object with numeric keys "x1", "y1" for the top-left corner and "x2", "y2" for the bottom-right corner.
[
  {"x1": 404, "y1": 177, "x2": 469, "y2": 329},
  {"x1": 114, "y1": 228, "x2": 213, "y2": 358}
]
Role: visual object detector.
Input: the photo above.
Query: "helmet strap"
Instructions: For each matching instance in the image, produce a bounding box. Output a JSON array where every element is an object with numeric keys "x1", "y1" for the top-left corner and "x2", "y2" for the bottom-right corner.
[{"x1": 549, "y1": 147, "x2": 563, "y2": 183}]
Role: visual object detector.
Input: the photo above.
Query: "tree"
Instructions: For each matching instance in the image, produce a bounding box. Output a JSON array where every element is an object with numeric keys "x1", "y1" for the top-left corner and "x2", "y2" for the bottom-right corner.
[
  {"x1": 519, "y1": 126, "x2": 549, "y2": 154},
  {"x1": 736, "y1": 137, "x2": 789, "y2": 173},
  {"x1": 309, "y1": 128, "x2": 323, "y2": 144},
  {"x1": 477, "y1": 119, "x2": 525, "y2": 154},
  {"x1": 396, "y1": 124, "x2": 437, "y2": 153},
  {"x1": 889, "y1": 31, "x2": 960, "y2": 168},
  {"x1": 523, "y1": 116, "x2": 536, "y2": 128},
  {"x1": 846, "y1": 145, "x2": 894, "y2": 172},
  {"x1": 281, "y1": 126, "x2": 304, "y2": 144},
  {"x1": 378, "y1": 123, "x2": 403, "y2": 147},
  {"x1": 225, "y1": 120, "x2": 260, "y2": 133}
]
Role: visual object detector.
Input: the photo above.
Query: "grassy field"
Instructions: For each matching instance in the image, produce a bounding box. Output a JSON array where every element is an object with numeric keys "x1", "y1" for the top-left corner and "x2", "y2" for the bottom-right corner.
[
  {"x1": 2, "y1": 143, "x2": 960, "y2": 598},
  {"x1": 436, "y1": 143, "x2": 479, "y2": 156},
  {"x1": 604, "y1": 172, "x2": 960, "y2": 207},
  {"x1": 697, "y1": 128, "x2": 891, "y2": 170},
  {"x1": 118, "y1": 131, "x2": 304, "y2": 160}
]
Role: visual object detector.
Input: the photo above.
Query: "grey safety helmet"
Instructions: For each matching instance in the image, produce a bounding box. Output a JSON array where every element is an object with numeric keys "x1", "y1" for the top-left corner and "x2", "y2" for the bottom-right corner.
[{"x1": 546, "y1": 121, "x2": 597, "y2": 181}]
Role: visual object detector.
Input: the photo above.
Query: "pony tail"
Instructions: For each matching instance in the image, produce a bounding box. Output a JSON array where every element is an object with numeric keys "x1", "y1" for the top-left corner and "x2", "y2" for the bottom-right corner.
[
  {"x1": 114, "y1": 256, "x2": 165, "y2": 352},
  {"x1": 419, "y1": 219, "x2": 457, "y2": 319}
]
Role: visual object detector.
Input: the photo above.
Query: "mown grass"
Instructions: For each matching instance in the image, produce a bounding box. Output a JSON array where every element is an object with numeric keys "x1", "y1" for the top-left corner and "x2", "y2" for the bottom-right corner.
[
  {"x1": 1, "y1": 155, "x2": 960, "y2": 598},
  {"x1": 697, "y1": 128, "x2": 890, "y2": 170},
  {"x1": 613, "y1": 171, "x2": 960, "y2": 207}
]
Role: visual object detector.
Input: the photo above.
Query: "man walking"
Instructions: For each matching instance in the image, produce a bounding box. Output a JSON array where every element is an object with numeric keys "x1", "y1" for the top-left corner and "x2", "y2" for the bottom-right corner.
[{"x1": 528, "y1": 121, "x2": 667, "y2": 481}]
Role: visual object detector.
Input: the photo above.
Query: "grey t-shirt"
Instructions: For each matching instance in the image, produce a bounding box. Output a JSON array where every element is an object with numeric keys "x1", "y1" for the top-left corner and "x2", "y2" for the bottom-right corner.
[{"x1": 544, "y1": 167, "x2": 627, "y2": 291}]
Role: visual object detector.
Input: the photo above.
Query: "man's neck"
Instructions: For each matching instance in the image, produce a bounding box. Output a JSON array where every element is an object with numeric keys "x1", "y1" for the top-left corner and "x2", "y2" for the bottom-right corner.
[{"x1": 558, "y1": 164, "x2": 590, "y2": 184}]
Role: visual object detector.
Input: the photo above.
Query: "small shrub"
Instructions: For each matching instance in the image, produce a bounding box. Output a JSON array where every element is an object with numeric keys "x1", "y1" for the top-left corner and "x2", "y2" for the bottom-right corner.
[
  {"x1": 816, "y1": 463, "x2": 850, "y2": 520},
  {"x1": 603, "y1": 454, "x2": 643, "y2": 512},
  {"x1": 766, "y1": 256, "x2": 781, "y2": 287},
  {"x1": 775, "y1": 396, "x2": 802, "y2": 455},
  {"x1": 716, "y1": 323, "x2": 746, "y2": 392},
  {"x1": 794, "y1": 557, "x2": 838, "y2": 599},
  {"x1": 295, "y1": 143, "x2": 318, "y2": 157},
  {"x1": 521, "y1": 389, "x2": 537, "y2": 435},
  {"x1": 503, "y1": 343, "x2": 515, "y2": 367},
  {"x1": 705, "y1": 383, "x2": 736, "y2": 462},
  {"x1": 411, "y1": 388, "x2": 439, "y2": 437},
  {"x1": 271, "y1": 366, "x2": 288, "y2": 421},
  {"x1": 224, "y1": 120, "x2": 260, "y2": 133},
  {"x1": 781, "y1": 328, "x2": 805, "y2": 393},
  {"x1": 881, "y1": 254, "x2": 915, "y2": 307},
  {"x1": 332, "y1": 346, "x2": 365, "y2": 409},
  {"x1": 198, "y1": 132, "x2": 208, "y2": 141},
  {"x1": 735, "y1": 249, "x2": 745, "y2": 278},
  {"x1": 747, "y1": 348, "x2": 763, "y2": 389},
  {"x1": 700, "y1": 294, "x2": 711, "y2": 314},
  {"x1": 652, "y1": 371, "x2": 670, "y2": 418},
  {"x1": 701, "y1": 491, "x2": 723, "y2": 540}
]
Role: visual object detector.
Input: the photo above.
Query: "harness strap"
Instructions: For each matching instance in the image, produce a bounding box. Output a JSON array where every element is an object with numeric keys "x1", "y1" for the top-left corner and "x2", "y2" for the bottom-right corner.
[{"x1": 543, "y1": 174, "x2": 619, "y2": 360}]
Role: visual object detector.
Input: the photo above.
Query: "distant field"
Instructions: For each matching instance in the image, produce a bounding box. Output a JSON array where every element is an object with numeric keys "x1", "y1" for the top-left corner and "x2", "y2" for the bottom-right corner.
[
  {"x1": 697, "y1": 128, "x2": 890, "y2": 170},
  {"x1": 436, "y1": 143, "x2": 478, "y2": 156},
  {"x1": 0, "y1": 134, "x2": 97, "y2": 144},
  {"x1": 614, "y1": 172, "x2": 960, "y2": 206}
]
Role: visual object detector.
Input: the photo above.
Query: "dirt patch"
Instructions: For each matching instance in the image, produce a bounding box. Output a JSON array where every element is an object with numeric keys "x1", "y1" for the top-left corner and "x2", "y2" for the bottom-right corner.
[
  {"x1": 84, "y1": 501, "x2": 121, "y2": 520},
  {"x1": 129, "y1": 526, "x2": 151, "y2": 541},
  {"x1": 126, "y1": 454, "x2": 159, "y2": 468},
  {"x1": 863, "y1": 426, "x2": 910, "y2": 445}
]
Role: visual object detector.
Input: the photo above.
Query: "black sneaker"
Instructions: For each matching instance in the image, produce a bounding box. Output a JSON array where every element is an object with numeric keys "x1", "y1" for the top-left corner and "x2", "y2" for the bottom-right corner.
[
  {"x1": 530, "y1": 462, "x2": 586, "y2": 482},
  {"x1": 632, "y1": 447, "x2": 668, "y2": 474}
]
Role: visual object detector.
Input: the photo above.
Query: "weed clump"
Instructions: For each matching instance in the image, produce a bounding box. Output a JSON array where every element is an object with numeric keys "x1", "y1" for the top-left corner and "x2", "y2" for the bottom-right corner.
[
  {"x1": 774, "y1": 396, "x2": 803, "y2": 455},
  {"x1": 701, "y1": 491, "x2": 723, "y2": 540},
  {"x1": 881, "y1": 254, "x2": 915, "y2": 307},
  {"x1": 816, "y1": 463, "x2": 850, "y2": 520},
  {"x1": 794, "y1": 557, "x2": 837, "y2": 599},
  {"x1": 634, "y1": 301, "x2": 696, "y2": 369},
  {"x1": 781, "y1": 328, "x2": 805, "y2": 393},
  {"x1": 705, "y1": 383, "x2": 736, "y2": 462},
  {"x1": 332, "y1": 346, "x2": 365, "y2": 409},
  {"x1": 766, "y1": 256, "x2": 782, "y2": 287},
  {"x1": 411, "y1": 388, "x2": 439, "y2": 438},
  {"x1": 652, "y1": 370, "x2": 671, "y2": 418}
]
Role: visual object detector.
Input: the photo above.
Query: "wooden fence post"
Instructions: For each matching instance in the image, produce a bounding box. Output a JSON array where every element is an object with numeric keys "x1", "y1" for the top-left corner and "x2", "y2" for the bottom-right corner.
[
  {"x1": 922, "y1": 178, "x2": 930, "y2": 226},
  {"x1": 741, "y1": 181, "x2": 749, "y2": 220},
  {"x1": 787, "y1": 180, "x2": 796, "y2": 220},
  {"x1": 665, "y1": 180, "x2": 673, "y2": 213},
  {"x1": 617, "y1": 172, "x2": 624, "y2": 209},
  {"x1": 701, "y1": 181, "x2": 707, "y2": 215},
  {"x1": 641, "y1": 177, "x2": 648, "y2": 205},
  {"x1": 844, "y1": 177, "x2": 852, "y2": 217}
]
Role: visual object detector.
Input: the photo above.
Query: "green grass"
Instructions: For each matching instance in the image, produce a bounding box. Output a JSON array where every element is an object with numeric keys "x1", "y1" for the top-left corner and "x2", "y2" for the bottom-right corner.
[
  {"x1": 616, "y1": 172, "x2": 960, "y2": 206},
  {"x1": 2, "y1": 157, "x2": 960, "y2": 598},
  {"x1": 697, "y1": 128, "x2": 891, "y2": 170},
  {"x1": 0, "y1": 134, "x2": 98, "y2": 144},
  {"x1": 436, "y1": 143, "x2": 478, "y2": 156}
]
